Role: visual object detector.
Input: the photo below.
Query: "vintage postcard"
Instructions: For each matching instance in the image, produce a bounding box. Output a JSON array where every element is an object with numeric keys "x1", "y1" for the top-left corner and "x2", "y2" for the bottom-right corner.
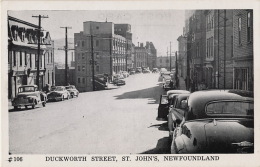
[{"x1": 1, "y1": 0, "x2": 260, "y2": 167}]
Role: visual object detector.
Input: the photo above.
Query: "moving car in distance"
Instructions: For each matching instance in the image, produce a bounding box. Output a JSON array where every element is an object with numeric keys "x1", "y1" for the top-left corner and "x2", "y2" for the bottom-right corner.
[
  {"x1": 65, "y1": 85, "x2": 79, "y2": 98},
  {"x1": 12, "y1": 85, "x2": 47, "y2": 110},
  {"x1": 129, "y1": 69, "x2": 136, "y2": 75},
  {"x1": 47, "y1": 86, "x2": 70, "y2": 101},
  {"x1": 136, "y1": 67, "x2": 142, "y2": 74},
  {"x1": 171, "y1": 90, "x2": 254, "y2": 154}
]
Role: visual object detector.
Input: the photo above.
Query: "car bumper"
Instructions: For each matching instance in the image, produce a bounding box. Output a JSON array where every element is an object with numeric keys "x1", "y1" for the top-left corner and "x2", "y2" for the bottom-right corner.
[
  {"x1": 47, "y1": 96, "x2": 62, "y2": 101},
  {"x1": 12, "y1": 101, "x2": 34, "y2": 107}
]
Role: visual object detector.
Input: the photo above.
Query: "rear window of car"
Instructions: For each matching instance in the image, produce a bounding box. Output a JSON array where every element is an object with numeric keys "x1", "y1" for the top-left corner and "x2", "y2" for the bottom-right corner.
[{"x1": 206, "y1": 101, "x2": 253, "y2": 116}]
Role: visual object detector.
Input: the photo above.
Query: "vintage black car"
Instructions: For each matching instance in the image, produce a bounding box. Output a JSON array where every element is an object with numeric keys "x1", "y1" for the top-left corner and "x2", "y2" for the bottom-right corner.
[
  {"x1": 168, "y1": 93, "x2": 190, "y2": 138},
  {"x1": 171, "y1": 90, "x2": 254, "y2": 154},
  {"x1": 113, "y1": 79, "x2": 126, "y2": 86},
  {"x1": 157, "y1": 90, "x2": 190, "y2": 121},
  {"x1": 12, "y1": 85, "x2": 47, "y2": 110}
]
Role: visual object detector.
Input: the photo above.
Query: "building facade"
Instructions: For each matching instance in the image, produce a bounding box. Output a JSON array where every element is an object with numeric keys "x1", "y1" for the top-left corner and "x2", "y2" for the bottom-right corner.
[
  {"x1": 232, "y1": 9, "x2": 253, "y2": 91},
  {"x1": 8, "y1": 16, "x2": 54, "y2": 99},
  {"x1": 177, "y1": 35, "x2": 187, "y2": 78},
  {"x1": 146, "y1": 42, "x2": 157, "y2": 70},
  {"x1": 156, "y1": 56, "x2": 176, "y2": 70},
  {"x1": 135, "y1": 43, "x2": 148, "y2": 69},
  {"x1": 74, "y1": 21, "x2": 127, "y2": 92},
  {"x1": 181, "y1": 9, "x2": 253, "y2": 91}
]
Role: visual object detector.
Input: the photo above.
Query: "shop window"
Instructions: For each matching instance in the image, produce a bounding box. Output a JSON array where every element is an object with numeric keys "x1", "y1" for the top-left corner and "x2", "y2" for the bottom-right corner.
[
  {"x1": 78, "y1": 78, "x2": 81, "y2": 84},
  {"x1": 20, "y1": 52, "x2": 23, "y2": 66}
]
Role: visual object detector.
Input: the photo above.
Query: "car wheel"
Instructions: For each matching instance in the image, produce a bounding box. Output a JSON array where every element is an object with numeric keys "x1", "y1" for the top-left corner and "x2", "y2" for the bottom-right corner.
[
  {"x1": 42, "y1": 102, "x2": 46, "y2": 107},
  {"x1": 61, "y1": 96, "x2": 64, "y2": 101},
  {"x1": 32, "y1": 101, "x2": 36, "y2": 109},
  {"x1": 25, "y1": 105, "x2": 28, "y2": 109},
  {"x1": 14, "y1": 106, "x2": 18, "y2": 110},
  {"x1": 67, "y1": 95, "x2": 70, "y2": 100}
]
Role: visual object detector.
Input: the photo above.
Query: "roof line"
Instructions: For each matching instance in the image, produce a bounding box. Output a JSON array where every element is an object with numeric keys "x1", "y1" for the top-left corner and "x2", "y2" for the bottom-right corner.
[{"x1": 8, "y1": 15, "x2": 39, "y2": 28}]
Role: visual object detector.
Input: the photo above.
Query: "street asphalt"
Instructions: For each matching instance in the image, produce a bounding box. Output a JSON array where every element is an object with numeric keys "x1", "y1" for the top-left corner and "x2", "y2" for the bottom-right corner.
[{"x1": 9, "y1": 73, "x2": 182, "y2": 154}]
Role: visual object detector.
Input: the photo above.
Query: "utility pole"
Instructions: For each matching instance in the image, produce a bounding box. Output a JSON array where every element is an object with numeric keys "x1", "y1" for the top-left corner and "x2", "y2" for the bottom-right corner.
[
  {"x1": 91, "y1": 34, "x2": 95, "y2": 91},
  {"x1": 32, "y1": 15, "x2": 48, "y2": 89},
  {"x1": 60, "y1": 27, "x2": 72, "y2": 86},
  {"x1": 170, "y1": 42, "x2": 172, "y2": 72},
  {"x1": 175, "y1": 51, "x2": 178, "y2": 78}
]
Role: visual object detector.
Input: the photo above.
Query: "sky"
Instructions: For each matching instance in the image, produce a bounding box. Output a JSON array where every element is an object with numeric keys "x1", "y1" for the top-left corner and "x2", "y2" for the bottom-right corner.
[{"x1": 8, "y1": 10, "x2": 185, "y2": 63}]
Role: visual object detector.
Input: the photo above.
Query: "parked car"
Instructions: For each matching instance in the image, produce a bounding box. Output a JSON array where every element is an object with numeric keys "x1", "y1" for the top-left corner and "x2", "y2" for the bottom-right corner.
[
  {"x1": 152, "y1": 68, "x2": 159, "y2": 73},
  {"x1": 65, "y1": 85, "x2": 79, "y2": 98},
  {"x1": 113, "y1": 79, "x2": 126, "y2": 86},
  {"x1": 47, "y1": 86, "x2": 70, "y2": 101},
  {"x1": 168, "y1": 93, "x2": 190, "y2": 139},
  {"x1": 12, "y1": 85, "x2": 47, "y2": 110},
  {"x1": 171, "y1": 90, "x2": 254, "y2": 154},
  {"x1": 129, "y1": 69, "x2": 136, "y2": 75},
  {"x1": 143, "y1": 69, "x2": 151, "y2": 73},
  {"x1": 122, "y1": 71, "x2": 130, "y2": 78},
  {"x1": 157, "y1": 90, "x2": 190, "y2": 121},
  {"x1": 136, "y1": 67, "x2": 142, "y2": 73}
]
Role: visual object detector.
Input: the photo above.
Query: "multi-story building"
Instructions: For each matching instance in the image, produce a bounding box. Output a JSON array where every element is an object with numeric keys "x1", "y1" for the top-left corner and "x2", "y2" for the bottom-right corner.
[
  {"x1": 232, "y1": 9, "x2": 253, "y2": 91},
  {"x1": 177, "y1": 35, "x2": 187, "y2": 78},
  {"x1": 114, "y1": 24, "x2": 132, "y2": 70},
  {"x1": 135, "y1": 43, "x2": 148, "y2": 68},
  {"x1": 74, "y1": 21, "x2": 127, "y2": 92},
  {"x1": 186, "y1": 10, "x2": 206, "y2": 88},
  {"x1": 146, "y1": 42, "x2": 157, "y2": 70},
  {"x1": 156, "y1": 55, "x2": 175, "y2": 70},
  {"x1": 8, "y1": 16, "x2": 54, "y2": 99}
]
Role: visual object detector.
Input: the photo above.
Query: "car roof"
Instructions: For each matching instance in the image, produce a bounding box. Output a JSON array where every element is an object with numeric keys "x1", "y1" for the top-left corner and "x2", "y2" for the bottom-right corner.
[
  {"x1": 167, "y1": 90, "x2": 190, "y2": 96},
  {"x1": 187, "y1": 89, "x2": 254, "y2": 120}
]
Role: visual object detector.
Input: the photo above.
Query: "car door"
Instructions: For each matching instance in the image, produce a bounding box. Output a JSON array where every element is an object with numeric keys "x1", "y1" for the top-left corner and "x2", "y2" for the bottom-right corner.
[{"x1": 157, "y1": 95, "x2": 169, "y2": 120}]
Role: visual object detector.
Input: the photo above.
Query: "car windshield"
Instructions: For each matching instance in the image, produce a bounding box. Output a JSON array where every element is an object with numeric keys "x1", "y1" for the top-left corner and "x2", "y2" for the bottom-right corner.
[
  {"x1": 206, "y1": 101, "x2": 253, "y2": 116},
  {"x1": 19, "y1": 87, "x2": 35, "y2": 92},
  {"x1": 55, "y1": 87, "x2": 64, "y2": 91}
]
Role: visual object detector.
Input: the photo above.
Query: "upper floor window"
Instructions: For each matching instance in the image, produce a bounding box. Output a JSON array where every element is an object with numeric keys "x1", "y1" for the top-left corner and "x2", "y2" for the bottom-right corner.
[
  {"x1": 21, "y1": 32, "x2": 25, "y2": 42},
  {"x1": 82, "y1": 41, "x2": 84, "y2": 47},
  {"x1": 78, "y1": 66, "x2": 81, "y2": 71},
  {"x1": 238, "y1": 17, "x2": 242, "y2": 45},
  {"x1": 13, "y1": 30, "x2": 18, "y2": 41},
  {"x1": 20, "y1": 52, "x2": 23, "y2": 66},
  {"x1": 96, "y1": 26, "x2": 99, "y2": 30},
  {"x1": 82, "y1": 53, "x2": 85, "y2": 59},
  {"x1": 247, "y1": 12, "x2": 251, "y2": 42}
]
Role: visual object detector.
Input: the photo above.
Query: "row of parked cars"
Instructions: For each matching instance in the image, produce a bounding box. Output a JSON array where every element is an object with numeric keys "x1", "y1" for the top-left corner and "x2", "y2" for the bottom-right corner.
[
  {"x1": 12, "y1": 85, "x2": 79, "y2": 111},
  {"x1": 157, "y1": 89, "x2": 254, "y2": 154}
]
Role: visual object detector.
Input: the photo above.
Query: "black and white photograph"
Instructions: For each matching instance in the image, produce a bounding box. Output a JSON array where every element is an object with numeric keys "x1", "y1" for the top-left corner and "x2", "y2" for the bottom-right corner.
[{"x1": 1, "y1": 0, "x2": 260, "y2": 167}]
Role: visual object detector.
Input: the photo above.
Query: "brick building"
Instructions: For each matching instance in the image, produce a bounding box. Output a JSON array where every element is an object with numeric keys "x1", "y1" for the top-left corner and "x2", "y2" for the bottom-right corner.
[
  {"x1": 232, "y1": 9, "x2": 253, "y2": 91},
  {"x1": 135, "y1": 43, "x2": 148, "y2": 69},
  {"x1": 146, "y1": 42, "x2": 157, "y2": 70},
  {"x1": 8, "y1": 16, "x2": 55, "y2": 99},
  {"x1": 177, "y1": 35, "x2": 187, "y2": 78},
  {"x1": 156, "y1": 55, "x2": 176, "y2": 70}
]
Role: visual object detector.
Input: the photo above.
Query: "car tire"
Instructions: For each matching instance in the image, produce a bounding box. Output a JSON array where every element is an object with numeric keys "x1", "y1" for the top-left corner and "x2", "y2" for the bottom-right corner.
[
  {"x1": 14, "y1": 106, "x2": 18, "y2": 110},
  {"x1": 61, "y1": 96, "x2": 64, "y2": 101},
  {"x1": 32, "y1": 101, "x2": 36, "y2": 109},
  {"x1": 42, "y1": 102, "x2": 46, "y2": 107},
  {"x1": 67, "y1": 95, "x2": 70, "y2": 100},
  {"x1": 25, "y1": 105, "x2": 28, "y2": 109}
]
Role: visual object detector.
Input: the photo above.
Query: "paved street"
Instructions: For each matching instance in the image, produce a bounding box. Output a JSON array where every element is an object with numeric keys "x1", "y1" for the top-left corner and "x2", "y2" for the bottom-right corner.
[{"x1": 9, "y1": 73, "x2": 174, "y2": 154}]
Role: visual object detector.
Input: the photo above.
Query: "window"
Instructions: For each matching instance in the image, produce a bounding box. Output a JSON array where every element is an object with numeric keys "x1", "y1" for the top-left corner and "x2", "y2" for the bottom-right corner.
[
  {"x1": 82, "y1": 53, "x2": 85, "y2": 59},
  {"x1": 238, "y1": 17, "x2": 242, "y2": 45},
  {"x1": 82, "y1": 41, "x2": 84, "y2": 47},
  {"x1": 20, "y1": 52, "x2": 23, "y2": 66},
  {"x1": 78, "y1": 66, "x2": 80, "y2": 71},
  {"x1": 78, "y1": 78, "x2": 81, "y2": 83},
  {"x1": 96, "y1": 26, "x2": 99, "y2": 29},
  {"x1": 48, "y1": 52, "x2": 50, "y2": 63},
  {"x1": 13, "y1": 51, "x2": 16, "y2": 66},
  {"x1": 24, "y1": 52, "x2": 27, "y2": 66},
  {"x1": 21, "y1": 32, "x2": 25, "y2": 42},
  {"x1": 78, "y1": 53, "x2": 81, "y2": 60},
  {"x1": 207, "y1": 39, "x2": 209, "y2": 58},
  {"x1": 51, "y1": 52, "x2": 53, "y2": 63},
  {"x1": 83, "y1": 78, "x2": 85, "y2": 84},
  {"x1": 13, "y1": 30, "x2": 18, "y2": 41},
  {"x1": 30, "y1": 54, "x2": 32, "y2": 67},
  {"x1": 247, "y1": 12, "x2": 251, "y2": 42},
  {"x1": 35, "y1": 54, "x2": 38, "y2": 69},
  {"x1": 82, "y1": 65, "x2": 85, "y2": 71}
]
